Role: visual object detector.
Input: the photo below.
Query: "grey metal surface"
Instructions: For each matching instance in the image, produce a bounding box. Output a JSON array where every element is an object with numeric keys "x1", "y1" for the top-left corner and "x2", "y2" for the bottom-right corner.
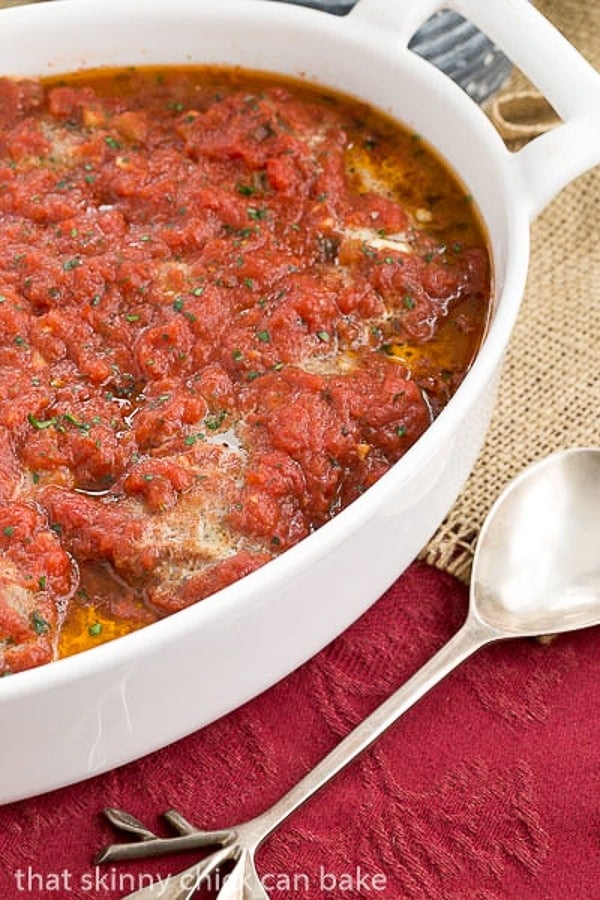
[{"x1": 269, "y1": 0, "x2": 512, "y2": 102}]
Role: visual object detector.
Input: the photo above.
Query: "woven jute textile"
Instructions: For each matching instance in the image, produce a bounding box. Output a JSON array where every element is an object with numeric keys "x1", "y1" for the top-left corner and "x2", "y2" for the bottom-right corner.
[{"x1": 421, "y1": 0, "x2": 600, "y2": 583}]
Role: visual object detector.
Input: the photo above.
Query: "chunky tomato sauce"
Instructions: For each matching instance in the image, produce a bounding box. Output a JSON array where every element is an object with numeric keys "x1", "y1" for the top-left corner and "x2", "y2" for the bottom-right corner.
[{"x1": 0, "y1": 67, "x2": 490, "y2": 674}]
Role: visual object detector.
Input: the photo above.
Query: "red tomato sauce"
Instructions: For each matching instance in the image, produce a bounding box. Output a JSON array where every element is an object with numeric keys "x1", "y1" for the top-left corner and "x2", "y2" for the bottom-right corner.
[{"x1": 0, "y1": 67, "x2": 491, "y2": 673}]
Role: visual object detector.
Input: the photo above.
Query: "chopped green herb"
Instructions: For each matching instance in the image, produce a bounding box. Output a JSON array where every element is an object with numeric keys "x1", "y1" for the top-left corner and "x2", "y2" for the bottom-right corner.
[
  {"x1": 14, "y1": 335, "x2": 26, "y2": 347},
  {"x1": 28, "y1": 413, "x2": 57, "y2": 430},
  {"x1": 90, "y1": 294, "x2": 101, "y2": 307},
  {"x1": 38, "y1": 576, "x2": 47, "y2": 590},
  {"x1": 125, "y1": 314, "x2": 140, "y2": 322},
  {"x1": 256, "y1": 329, "x2": 270, "y2": 343},
  {"x1": 104, "y1": 135, "x2": 122, "y2": 150},
  {"x1": 247, "y1": 206, "x2": 268, "y2": 221},
  {"x1": 361, "y1": 241, "x2": 376, "y2": 258},
  {"x1": 31, "y1": 612, "x2": 50, "y2": 634},
  {"x1": 63, "y1": 413, "x2": 91, "y2": 432},
  {"x1": 243, "y1": 277, "x2": 254, "y2": 289},
  {"x1": 237, "y1": 183, "x2": 256, "y2": 196},
  {"x1": 246, "y1": 370, "x2": 261, "y2": 381},
  {"x1": 232, "y1": 349, "x2": 243, "y2": 361},
  {"x1": 192, "y1": 286, "x2": 204, "y2": 296},
  {"x1": 316, "y1": 330, "x2": 330, "y2": 342},
  {"x1": 32, "y1": 472, "x2": 40, "y2": 485},
  {"x1": 142, "y1": 473, "x2": 154, "y2": 482},
  {"x1": 88, "y1": 622, "x2": 103, "y2": 637},
  {"x1": 3, "y1": 526, "x2": 14, "y2": 537},
  {"x1": 403, "y1": 295, "x2": 416, "y2": 310},
  {"x1": 396, "y1": 425, "x2": 407, "y2": 437},
  {"x1": 62, "y1": 257, "x2": 81, "y2": 272},
  {"x1": 205, "y1": 411, "x2": 226, "y2": 431},
  {"x1": 50, "y1": 523, "x2": 62, "y2": 535}
]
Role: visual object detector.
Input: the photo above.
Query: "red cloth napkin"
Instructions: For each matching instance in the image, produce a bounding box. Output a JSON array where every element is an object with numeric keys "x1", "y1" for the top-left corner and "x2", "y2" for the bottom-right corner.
[{"x1": 1, "y1": 562, "x2": 598, "y2": 899}]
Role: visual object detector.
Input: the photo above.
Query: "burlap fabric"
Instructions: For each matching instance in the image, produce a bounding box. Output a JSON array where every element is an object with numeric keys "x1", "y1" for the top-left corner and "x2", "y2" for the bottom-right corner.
[{"x1": 421, "y1": 0, "x2": 600, "y2": 582}]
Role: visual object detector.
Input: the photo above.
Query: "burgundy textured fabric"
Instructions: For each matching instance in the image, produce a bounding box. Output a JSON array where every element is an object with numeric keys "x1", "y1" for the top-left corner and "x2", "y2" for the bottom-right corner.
[{"x1": 1, "y1": 562, "x2": 598, "y2": 899}]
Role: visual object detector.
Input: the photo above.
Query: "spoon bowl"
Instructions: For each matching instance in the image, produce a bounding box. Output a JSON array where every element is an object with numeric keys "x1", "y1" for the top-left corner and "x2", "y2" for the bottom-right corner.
[{"x1": 471, "y1": 448, "x2": 600, "y2": 637}]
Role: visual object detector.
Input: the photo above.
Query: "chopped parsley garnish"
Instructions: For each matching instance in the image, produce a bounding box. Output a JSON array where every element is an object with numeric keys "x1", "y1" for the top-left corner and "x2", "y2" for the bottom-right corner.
[
  {"x1": 3, "y1": 526, "x2": 14, "y2": 537},
  {"x1": 62, "y1": 413, "x2": 91, "y2": 431},
  {"x1": 62, "y1": 257, "x2": 82, "y2": 272},
  {"x1": 125, "y1": 314, "x2": 140, "y2": 322},
  {"x1": 38, "y1": 576, "x2": 47, "y2": 590},
  {"x1": 28, "y1": 413, "x2": 57, "y2": 430},
  {"x1": 316, "y1": 330, "x2": 330, "y2": 342},
  {"x1": 88, "y1": 622, "x2": 103, "y2": 637},
  {"x1": 256, "y1": 329, "x2": 270, "y2": 343},
  {"x1": 247, "y1": 206, "x2": 268, "y2": 221},
  {"x1": 232, "y1": 349, "x2": 243, "y2": 361},
  {"x1": 396, "y1": 425, "x2": 407, "y2": 437},
  {"x1": 243, "y1": 277, "x2": 254, "y2": 289},
  {"x1": 31, "y1": 611, "x2": 50, "y2": 635},
  {"x1": 237, "y1": 183, "x2": 256, "y2": 196},
  {"x1": 184, "y1": 432, "x2": 205, "y2": 446},
  {"x1": 205, "y1": 411, "x2": 226, "y2": 430},
  {"x1": 104, "y1": 135, "x2": 122, "y2": 150},
  {"x1": 403, "y1": 295, "x2": 416, "y2": 310}
]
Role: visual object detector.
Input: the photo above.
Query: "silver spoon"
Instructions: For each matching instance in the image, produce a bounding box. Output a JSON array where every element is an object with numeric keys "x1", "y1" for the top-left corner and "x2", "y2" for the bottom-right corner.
[{"x1": 97, "y1": 446, "x2": 600, "y2": 900}]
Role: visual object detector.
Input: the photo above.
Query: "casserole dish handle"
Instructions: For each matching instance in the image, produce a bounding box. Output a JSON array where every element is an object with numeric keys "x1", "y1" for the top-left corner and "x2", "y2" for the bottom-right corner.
[{"x1": 351, "y1": 0, "x2": 600, "y2": 221}]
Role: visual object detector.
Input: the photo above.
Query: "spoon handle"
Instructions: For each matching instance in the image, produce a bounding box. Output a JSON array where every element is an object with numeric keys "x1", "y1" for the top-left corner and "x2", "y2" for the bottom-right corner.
[{"x1": 246, "y1": 615, "x2": 495, "y2": 844}]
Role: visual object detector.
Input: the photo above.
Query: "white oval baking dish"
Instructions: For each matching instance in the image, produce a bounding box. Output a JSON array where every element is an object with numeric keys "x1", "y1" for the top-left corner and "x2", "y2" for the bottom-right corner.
[{"x1": 0, "y1": 0, "x2": 598, "y2": 803}]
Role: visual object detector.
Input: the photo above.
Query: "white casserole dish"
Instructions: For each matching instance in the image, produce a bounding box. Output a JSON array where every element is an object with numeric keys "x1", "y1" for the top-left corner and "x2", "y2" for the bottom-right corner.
[{"x1": 0, "y1": 0, "x2": 599, "y2": 803}]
